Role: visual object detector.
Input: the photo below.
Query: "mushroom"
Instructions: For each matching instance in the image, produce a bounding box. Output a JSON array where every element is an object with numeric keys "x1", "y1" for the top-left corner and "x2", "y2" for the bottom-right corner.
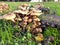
[
  {"x1": 32, "y1": 28, "x2": 42, "y2": 34},
  {"x1": 28, "y1": 18, "x2": 32, "y2": 23},
  {"x1": 32, "y1": 16, "x2": 37, "y2": 19},
  {"x1": 0, "y1": 12, "x2": 16, "y2": 22},
  {"x1": 18, "y1": 4, "x2": 29, "y2": 10},
  {"x1": 23, "y1": 16, "x2": 28, "y2": 22},
  {"x1": 33, "y1": 21, "x2": 41, "y2": 27},
  {"x1": 33, "y1": 18, "x2": 40, "y2": 22},
  {"x1": 19, "y1": 21, "x2": 27, "y2": 27},
  {"x1": 0, "y1": 4, "x2": 44, "y2": 41},
  {"x1": 14, "y1": 10, "x2": 29, "y2": 15},
  {"x1": 32, "y1": 16, "x2": 40, "y2": 22},
  {"x1": 33, "y1": 21, "x2": 37, "y2": 26},
  {"x1": 0, "y1": 3, "x2": 9, "y2": 13},
  {"x1": 32, "y1": 9, "x2": 42, "y2": 13},
  {"x1": 15, "y1": 18, "x2": 22, "y2": 21},
  {"x1": 23, "y1": 16, "x2": 28, "y2": 20},
  {"x1": 35, "y1": 33, "x2": 44, "y2": 42},
  {"x1": 23, "y1": 19, "x2": 28, "y2": 22},
  {"x1": 36, "y1": 21, "x2": 41, "y2": 26},
  {"x1": 26, "y1": 25, "x2": 31, "y2": 31},
  {"x1": 36, "y1": 28, "x2": 42, "y2": 32},
  {"x1": 31, "y1": 24, "x2": 36, "y2": 29},
  {"x1": 22, "y1": 21, "x2": 27, "y2": 25},
  {"x1": 30, "y1": 9, "x2": 43, "y2": 16}
]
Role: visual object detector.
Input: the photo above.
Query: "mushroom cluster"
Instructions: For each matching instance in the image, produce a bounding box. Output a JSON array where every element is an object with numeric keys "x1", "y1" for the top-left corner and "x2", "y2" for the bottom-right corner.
[
  {"x1": 14, "y1": 4, "x2": 44, "y2": 42},
  {"x1": 0, "y1": 3, "x2": 9, "y2": 13},
  {"x1": 0, "y1": 4, "x2": 44, "y2": 42}
]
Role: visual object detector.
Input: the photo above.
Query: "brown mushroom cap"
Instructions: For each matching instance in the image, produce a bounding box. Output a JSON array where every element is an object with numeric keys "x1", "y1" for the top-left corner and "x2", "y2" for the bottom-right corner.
[
  {"x1": 20, "y1": 4, "x2": 28, "y2": 7},
  {"x1": 33, "y1": 21, "x2": 41, "y2": 25},
  {"x1": 20, "y1": 21, "x2": 27, "y2": 27},
  {"x1": 32, "y1": 16, "x2": 37, "y2": 19},
  {"x1": 36, "y1": 28, "x2": 42, "y2": 32},
  {"x1": 31, "y1": 24, "x2": 37, "y2": 29},
  {"x1": 23, "y1": 16, "x2": 28, "y2": 20},
  {"x1": 35, "y1": 4, "x2": 44, "y2": 9},
  {"x1": 33, "y1": 21, "x2": 37, "y2": 25},
  {"x1": 32, "y1": 9, "x2": 42, "y2": 13},
  {"x1": 32, "y1": 28, "x2": 42, "y2": 34},
  {"x1": 23, "y1": 19, "x2": 28, "y2": 22},
  {"x1": 20, "y1": 7, "x2": 27, "y2": 10},
  {"x1": 37, "y1": 22, "x2": 41, "y2": 26},
  {"x1": 29, "y1": 8, "x2": 43, "y2": 16},
  {"x1": 23, "y1": 16, "x2": 28, "y2": 22},
  {"x1": 1, "y1": 12, "x2": 16, "y2": 22},
  {"x1": 3, "y1": 12, "x2": 16, "y2": 20},
  {"x1": 18, "y1": 4, "x2": 29, "y2": 10},
  {"x1": 15, "y1": 18, "x2": 22, "y2": 21},
  {"x1": 33, "y1": 16, "x2": 40, "y2": 24},
  {"x1": 0, "y1": 3, "x2": 9, "y2": 13},
  {"x1": 33, "y1": 18, "x2": 40, "y2": 22},
  {"x1": 28, "y1": 18, "x2": 32, "y2": 23},
  {"x1": 23, "y1": 22, "x2": 27, "y2": 25},
  {"x1": 30, "y1": 12, "x2": 43, "y2": 16},
  {"x1": 14, "y1": 10, "x2": 29, "y2": 15}
]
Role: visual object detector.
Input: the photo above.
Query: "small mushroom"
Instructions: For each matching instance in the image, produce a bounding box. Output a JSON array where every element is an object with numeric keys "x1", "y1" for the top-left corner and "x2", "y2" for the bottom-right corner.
[
  {"x1": 33, "y1": 18, "x2": 40, "y2": 22},
  {"x1": 35, "y1": 4, "x2": 44, "y2": 9},
  {"x1": 26, "y1": 25, "x2": 31, "y2": 31},
  {"x1": 22, "y1": 21, "x2": 27, "y2": 25},
  {"x1": 32, "y1": 16, "x2": 37, "y2": 19},
  {"x1": 15, "y1": 18, "x2": 22, "y2": 21},
  {"x1": 35, "y1": 33, "x2": 44, "y2": 42},
  {"x1": 32, "y1": 28, "x2": 42, "y2": 34},
  {"x1": 19, "y1": 21, "x2": 27, "y2": 27},
  {"x1": 2, "y1": 12, "x2": 16, "y2": 22},
  {"x1": 23, "y1": 16, "x2": 28, "y2": 20},
  {"x1": 14, "y1": 10, "x2": 29, "y2": 15},
  {"x1": 32, "y1": 9, "x2": 42, "y2": 13},
  {"x1": 0, "y1": 3, "x2": 9, "y2": 13},
  {"x1": 23, "y1": 16, "x2": 28, "y2": 22},
  {"x1": 23, "y1": 19, "x2": 28, "y2": 22},
  {"x1": 18, "y1": 4, "x2": 29, "y2": 10},
  {"x1": 33, "y1": 21, "x2": 37, "y2": 25},
  {"x1": 36, "y1": 21, "x2": 41, "y2": 26},
  {"x1": 30, "y1": 9, "x2": 43, "y2": 16},
  {"x1": 31, "y1": 24, "x2": 36, "y2": 29},
  {"x1": 31, "y1": 12, "x2": 42, "y2": 16},
  {"x1": 33, "y1": 21, "x2": 41, "y2": 26},
  {"x1": 28, "y1": 18, "x2": 32, "y2": 23},
  {"x1": 37, "y1": 28, "x2": 42, "y2": 32}
]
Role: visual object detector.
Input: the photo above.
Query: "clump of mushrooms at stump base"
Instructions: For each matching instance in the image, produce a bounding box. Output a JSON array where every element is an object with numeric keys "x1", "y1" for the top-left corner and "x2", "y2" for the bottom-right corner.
[{"x1": 14, "y1": 4, "x2": 44, "y2": 42}]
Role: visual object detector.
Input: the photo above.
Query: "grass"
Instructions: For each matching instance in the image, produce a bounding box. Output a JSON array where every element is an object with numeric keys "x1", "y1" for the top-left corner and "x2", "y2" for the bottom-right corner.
[{"x1": 0, "y1": 2, "x2": 60, "y2": 45}]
